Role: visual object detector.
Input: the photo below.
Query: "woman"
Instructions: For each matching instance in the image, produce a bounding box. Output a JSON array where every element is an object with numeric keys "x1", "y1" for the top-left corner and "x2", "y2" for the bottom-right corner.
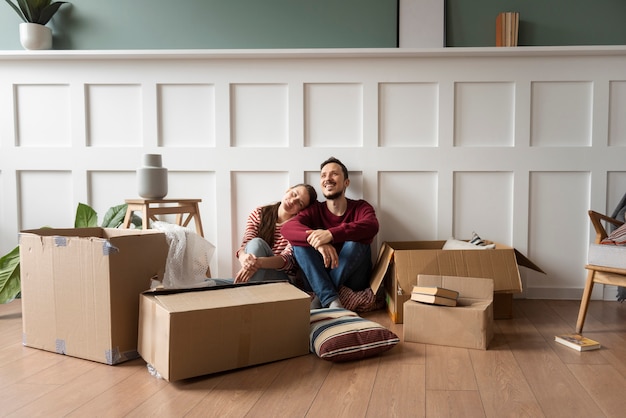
[{"x1": 235, "y1": 184, "x2": 317, "y2": 283}]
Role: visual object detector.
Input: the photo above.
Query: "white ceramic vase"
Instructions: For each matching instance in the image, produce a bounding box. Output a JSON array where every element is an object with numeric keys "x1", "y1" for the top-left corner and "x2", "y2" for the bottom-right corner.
[
  {"x1": 19, "y1": 23, "x2": 52, "y2": 50},
  {"x1": 137, "y1": 154, "x2": 168, "y2": 199}
]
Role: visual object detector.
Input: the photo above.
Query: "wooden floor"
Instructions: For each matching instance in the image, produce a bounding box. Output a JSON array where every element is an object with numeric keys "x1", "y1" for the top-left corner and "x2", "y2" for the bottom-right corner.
[{"x1": 1, "y1": 298, "x2": 625, "y2": 418}]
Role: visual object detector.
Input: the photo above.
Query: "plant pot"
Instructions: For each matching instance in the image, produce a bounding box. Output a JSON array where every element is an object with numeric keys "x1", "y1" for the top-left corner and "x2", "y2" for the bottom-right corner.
[{"x1": 19, "y1": 22, "x2": 52, "y2": 50}]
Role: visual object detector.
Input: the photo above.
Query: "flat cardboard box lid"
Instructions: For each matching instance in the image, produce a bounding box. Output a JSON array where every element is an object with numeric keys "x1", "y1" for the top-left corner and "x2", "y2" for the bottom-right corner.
[{"x1": 143, "y1": 281, "x2": 308, "y2": 312}]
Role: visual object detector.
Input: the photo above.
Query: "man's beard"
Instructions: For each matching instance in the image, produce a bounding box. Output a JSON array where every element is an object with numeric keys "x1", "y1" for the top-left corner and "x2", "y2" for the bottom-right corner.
[{"x1": 323, "y1": 190, "x2": 343, "y2": 200}]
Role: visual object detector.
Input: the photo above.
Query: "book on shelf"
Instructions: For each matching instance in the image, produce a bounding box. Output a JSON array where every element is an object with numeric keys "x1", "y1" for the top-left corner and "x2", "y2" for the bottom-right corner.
[
  {"x1": 410, "y1": 292, "x2": 457, "y2": 307},
  {"x1": 554, "y1": 334, "x2": 601, "y2": 351},
  {"x1": 411, "y1": 285, "x2": 459, "y2": 300},
  {"x1": 495, "y1": 12, "x2": 519, "y2": 47}
]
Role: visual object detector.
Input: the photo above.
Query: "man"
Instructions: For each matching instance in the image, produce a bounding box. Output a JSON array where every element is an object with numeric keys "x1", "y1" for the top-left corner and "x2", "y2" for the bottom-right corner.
[{"x1": 281, "y1": 157, "x2": 379, "y2": 309}]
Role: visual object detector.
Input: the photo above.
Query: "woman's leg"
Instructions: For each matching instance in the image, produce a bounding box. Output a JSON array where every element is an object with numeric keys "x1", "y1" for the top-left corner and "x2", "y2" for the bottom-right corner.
[{"x1": 244, "y1": 238, "x2": 290, "y2": 282}]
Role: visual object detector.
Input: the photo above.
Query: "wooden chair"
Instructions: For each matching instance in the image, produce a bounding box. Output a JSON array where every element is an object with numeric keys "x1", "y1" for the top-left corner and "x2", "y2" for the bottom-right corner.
[{"x1": 577, "y1": 210, "x2": 626, "y2": 333}]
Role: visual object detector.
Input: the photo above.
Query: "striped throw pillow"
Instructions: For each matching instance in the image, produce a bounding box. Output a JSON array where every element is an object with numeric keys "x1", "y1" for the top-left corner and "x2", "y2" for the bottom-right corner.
[
  {"x1": 310, "y1": 308, "x2": 399, "y2": 362},
  {"x1": 601, "y1": 222, "x2": 626, "y2": 245}
]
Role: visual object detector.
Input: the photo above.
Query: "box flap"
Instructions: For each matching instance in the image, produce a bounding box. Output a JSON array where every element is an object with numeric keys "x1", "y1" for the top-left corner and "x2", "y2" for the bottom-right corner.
[
  {"x1": 513, "y1": 249, "x2": 545, "y2": 274},
  {"x1": 382, "y1": 241, "x2": 525, "y2": 293},
  {"x1": 20, "y1": 227, "x2": 106, "y2": 239},
  {"x1": 369, "y1": 242, "x2": 394, "y2": 294}
]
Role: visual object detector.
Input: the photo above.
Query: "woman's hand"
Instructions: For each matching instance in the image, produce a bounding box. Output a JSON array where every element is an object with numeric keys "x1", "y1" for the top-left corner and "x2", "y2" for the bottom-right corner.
[{"x1": 235, "y1": 253, "x2": 260, "y2": 283}]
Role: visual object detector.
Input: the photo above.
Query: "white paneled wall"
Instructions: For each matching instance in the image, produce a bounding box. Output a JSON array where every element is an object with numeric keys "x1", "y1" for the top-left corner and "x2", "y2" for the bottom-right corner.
[{"x1": 2, "y1": 47, "x2": 626, "y2": 301}]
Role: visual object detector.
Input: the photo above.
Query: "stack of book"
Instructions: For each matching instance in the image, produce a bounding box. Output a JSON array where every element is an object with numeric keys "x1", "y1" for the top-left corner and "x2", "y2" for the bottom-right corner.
[
  {"x1": 411, "y1": 285, "x2": 459, "y2": 307},
  {"x1": 496, "y1": 12, "x2": 519, "y2": 47}
]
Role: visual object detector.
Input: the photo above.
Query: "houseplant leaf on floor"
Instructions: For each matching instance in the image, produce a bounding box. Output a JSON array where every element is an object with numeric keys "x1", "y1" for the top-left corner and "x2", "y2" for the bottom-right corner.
[
  {"x1": 4, "y1": 0, "x2": 69, "y2": 50},
  {"x1": 0, "y1": 247, "x2": 21, "y2": 304}
]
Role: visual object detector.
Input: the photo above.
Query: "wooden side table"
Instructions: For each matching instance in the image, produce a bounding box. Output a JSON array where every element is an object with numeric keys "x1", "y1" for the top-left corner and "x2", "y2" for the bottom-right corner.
[{"x1": 122, "y1": 198, "x2": 204, "y2": 237}]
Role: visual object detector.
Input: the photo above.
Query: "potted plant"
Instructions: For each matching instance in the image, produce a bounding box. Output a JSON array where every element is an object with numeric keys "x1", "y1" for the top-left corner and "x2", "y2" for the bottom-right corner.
[{"x1": 3, "y1": 0, "x2": 69, "y2": 50}]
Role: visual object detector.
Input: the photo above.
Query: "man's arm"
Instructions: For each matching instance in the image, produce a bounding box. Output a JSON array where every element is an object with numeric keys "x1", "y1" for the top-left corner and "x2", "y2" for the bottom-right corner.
[
  {"x1": 327, "y1": 200, "x2": 379, "y2": 244},
  {"x1": 280, "y1": 205, "x2": 318, "y2": 246}
]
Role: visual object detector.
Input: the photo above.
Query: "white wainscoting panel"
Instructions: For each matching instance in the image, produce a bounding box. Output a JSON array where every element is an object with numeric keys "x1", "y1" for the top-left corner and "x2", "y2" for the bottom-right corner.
[
  {"x1": 453, "y1": 171, "x2": 514, "y2": 243},
  {"x1": 16, "y1": 84, "x2": 71, "y2": 147},
  {"x1": 454, "y1": 82, "x2": 515, "y2": 147},
  {"x1": 158, "y1": 84, "x2": 216, "y2": 148},
  {"x1": 2, "y1": 47, "x2": 626, "y2": 301},
  {"x1": 305, "y1": 83, "x2": 363, "y2": 147},
  {"x1": 379, "y1": 82, "x2": 439, "y2": 147},
  {"x1": 231, "y1": 83, "x2": 288, "y2": 148},
  {"x1": 609, "y1": 81, "x2": 626, "y2": 147},
  {"x1": 527, "y1": 171, "x2": 591, "y2": 298},
  {"x1": 87, "y1": 84, "x2": 143, "y2": 147},
  {"x1": 531, "y1": 81, "x2": 593, "y2": 147},
  {"x1": 18, "y1": 171, "x2": 74, "y2": 230},
  {"x1": 378, "y1": 171, "x2": 438, "y2": 242}
]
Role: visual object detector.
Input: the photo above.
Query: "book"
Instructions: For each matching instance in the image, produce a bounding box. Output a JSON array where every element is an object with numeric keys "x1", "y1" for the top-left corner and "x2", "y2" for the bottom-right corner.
[
  {"x1": 554, "y1": 334, "x2": 601, "y2": 351},
  {"x1": 496, "y1": 13, "x2": 504, "y2": 47},
  {"x1": 411, "y1": 285, "x2": 459, "y2": 300},
  {"x1": 410, "y1": 292, "x2": 457, "y2": 307},
  {"x1": 495, "y1": 12, "x2": 519, "y2": 47}
]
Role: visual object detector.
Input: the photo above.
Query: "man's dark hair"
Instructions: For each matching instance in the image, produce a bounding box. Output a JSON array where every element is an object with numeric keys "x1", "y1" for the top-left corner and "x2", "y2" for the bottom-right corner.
[{"x1": 320, "y1": 156, "x2": 349, "y2": 179}]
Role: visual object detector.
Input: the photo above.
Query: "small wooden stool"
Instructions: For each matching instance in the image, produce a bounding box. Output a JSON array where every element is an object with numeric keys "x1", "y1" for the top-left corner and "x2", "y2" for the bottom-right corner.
[{"x1": 122, "y1": 198, "x2": 204, "y2": 237}]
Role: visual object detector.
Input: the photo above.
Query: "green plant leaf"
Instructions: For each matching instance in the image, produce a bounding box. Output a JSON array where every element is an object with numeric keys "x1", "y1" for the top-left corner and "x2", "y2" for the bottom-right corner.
[
  {"x1": 38, "y1": 1, "x2": 66, "y2": 25},
  {"x1": 4, "y1": 0, "x2": 27, "y2": 22},
  {"x1": 130, "y1": 214, "x2": 143, "y2": 228},
  {"x1": 0, "y1": 246, "x2": 21, "y2": 304},
  {"x1": 5, "y1": 0, "x2": 67, "y2": 25},
  {"x1": 101, "y1": 204, "x2": 128, "y2": 228},
  {"x1": 75, "y1": 202, "x2": 98, "y2": 228}
]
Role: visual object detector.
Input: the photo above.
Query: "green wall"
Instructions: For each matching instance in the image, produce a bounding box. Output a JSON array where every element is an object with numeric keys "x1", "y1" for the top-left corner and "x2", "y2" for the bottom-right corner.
[
  {"x1": 0, "y1": 0, "x2": 398, "y2": 50},
  {"x1": 446, "y1": 0, "x2": 626, "y2": 47},
  {"x1": 1, "y1": 0, "x2": 625, "y2": 50}
]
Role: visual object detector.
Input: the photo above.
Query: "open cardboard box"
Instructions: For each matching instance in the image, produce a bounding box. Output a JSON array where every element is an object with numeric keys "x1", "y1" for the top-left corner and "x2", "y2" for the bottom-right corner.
[
  {"x1": 369, "y1": 240, "x2": 544, "y2": 323},
  {"x1": 137, "y1": 281, "x2": 311, "y2": 381},
  {"x1": 404, "y1": 275, "x2": 494, "y2": 350},
  {"x1": 19, "y1": 227, "x2": 169, "y2": 364}
]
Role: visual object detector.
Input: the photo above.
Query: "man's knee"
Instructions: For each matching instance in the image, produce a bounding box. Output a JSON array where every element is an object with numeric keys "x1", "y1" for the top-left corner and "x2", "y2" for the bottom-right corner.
[{"x1": 340, "y1": 241, "x2": 371, "y2": 263}]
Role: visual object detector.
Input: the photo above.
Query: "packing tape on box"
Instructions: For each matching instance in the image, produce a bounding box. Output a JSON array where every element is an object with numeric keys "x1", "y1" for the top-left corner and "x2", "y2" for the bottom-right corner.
[
  {"x1": 55, "y1": 339, "x2": 66, "y2": 355},
  {"x1": 102, "y1": 241, "x2": 119, "y2": 256},
  {"x1": 54, "y1": 236, "x2": 67, "y2": 247}
]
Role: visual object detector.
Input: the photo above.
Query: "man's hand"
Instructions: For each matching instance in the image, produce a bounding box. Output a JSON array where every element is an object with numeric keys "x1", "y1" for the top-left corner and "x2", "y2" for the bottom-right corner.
[
  {"x1": 306, "y1": 229, "x2": 333, "y2": 249},
  {"x1": 317, "y1": 243, "x2": 338, "y2": 269}
]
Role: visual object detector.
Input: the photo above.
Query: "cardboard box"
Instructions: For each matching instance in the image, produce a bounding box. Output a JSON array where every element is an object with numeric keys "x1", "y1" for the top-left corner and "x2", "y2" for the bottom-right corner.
[
  {"x1": 404, "y1": 275, "x2": 494, "y2": 350},
  {"x1": 19, "y1": 227, "x2": 169, "y2": 364},
  {"x1": 138, "y1": 282, "x2": 311, "y2": 381},
  {"x1": 369, "y1": 240, "x2": 543, "y2": 323}
]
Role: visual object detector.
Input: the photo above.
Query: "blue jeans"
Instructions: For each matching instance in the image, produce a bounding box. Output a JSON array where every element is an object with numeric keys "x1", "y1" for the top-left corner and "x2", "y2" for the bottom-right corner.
[
  {"x1": 293, "y1": 241, "x2": 372, "y2": 307},
  {"x1": 243, "y1": 237, "x2": 290, "y2": 282}
]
